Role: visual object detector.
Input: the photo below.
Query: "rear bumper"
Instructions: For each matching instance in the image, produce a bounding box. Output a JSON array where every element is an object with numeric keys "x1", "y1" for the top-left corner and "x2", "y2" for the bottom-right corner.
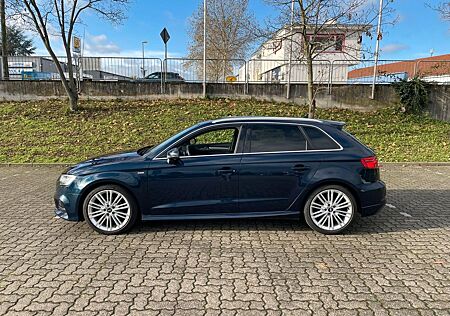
[
  {"x1": 358, "y1": 180, "x2": 386, "y2": 217},
  {"x1": 360, "y1": 200, "x2": 386, "y2": 217}
]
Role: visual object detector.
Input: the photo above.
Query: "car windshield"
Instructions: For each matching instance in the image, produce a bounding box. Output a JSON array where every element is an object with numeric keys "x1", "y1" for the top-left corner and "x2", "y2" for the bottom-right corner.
[{"x1": 138, "y1": 122, "x2": 206, "y2": 156}]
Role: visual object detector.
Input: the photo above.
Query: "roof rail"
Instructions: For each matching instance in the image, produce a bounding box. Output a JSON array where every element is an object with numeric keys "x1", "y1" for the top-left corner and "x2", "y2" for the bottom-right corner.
[{"x1": 211, "y1": 116, "x2": 323, "y2": 123}]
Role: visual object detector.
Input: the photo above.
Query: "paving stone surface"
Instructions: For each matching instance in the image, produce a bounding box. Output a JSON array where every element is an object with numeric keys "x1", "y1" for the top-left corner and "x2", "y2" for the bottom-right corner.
[{"x1": 0, "y1": 165, "x2": 449, "y2": 315}]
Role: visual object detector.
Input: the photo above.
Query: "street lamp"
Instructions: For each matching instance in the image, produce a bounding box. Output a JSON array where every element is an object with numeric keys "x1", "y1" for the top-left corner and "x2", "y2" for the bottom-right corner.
[
  {"x1": 141, "y1": 41, "x2": 148, "y2": 78},
  {"x1": 203, "y1": 0, "x2": 207, "y2": 98},
  {"x1": 371, "y1": 0, "x2": 383, "y2": 99}
]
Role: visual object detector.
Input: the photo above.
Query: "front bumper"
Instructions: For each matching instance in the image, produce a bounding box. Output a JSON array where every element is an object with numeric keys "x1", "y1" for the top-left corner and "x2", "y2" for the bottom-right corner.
[{"x1": 54, "y1": 183, "x2": 82, "y2": 221}]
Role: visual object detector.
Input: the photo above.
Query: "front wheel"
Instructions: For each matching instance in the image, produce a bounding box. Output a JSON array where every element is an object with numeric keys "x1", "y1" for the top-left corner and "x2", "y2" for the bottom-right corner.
[
  {"x1": 304, "y1": 185, "x2": 357, "y2": 234},
  {"x1": 82, "y1": 185, "x2": 138, "y2": 235}
]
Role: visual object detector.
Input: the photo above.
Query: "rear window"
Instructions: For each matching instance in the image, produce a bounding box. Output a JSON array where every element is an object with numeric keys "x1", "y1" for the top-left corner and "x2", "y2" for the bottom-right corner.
[
  {"x1": 302, "y1": 126, "x2": 340, "y2": 150},
  {"x1": 246, "y1": 124, "x2": 307, "y2": 153}
]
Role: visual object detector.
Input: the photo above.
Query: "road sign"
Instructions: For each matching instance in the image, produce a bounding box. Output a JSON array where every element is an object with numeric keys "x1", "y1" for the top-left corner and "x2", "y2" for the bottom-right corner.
[
  {"x1": 73, "y1": 36, "x2": 81, "y2": 54},
  {"x1": 8, "y1": 61, "x2": 33, "y2": 68},
  {"x1": 160, "y1": 28, "x2": 170, "y2": 44},
  {"x1": 226, "y1": 76, "x2": 237, "y2": 82}
]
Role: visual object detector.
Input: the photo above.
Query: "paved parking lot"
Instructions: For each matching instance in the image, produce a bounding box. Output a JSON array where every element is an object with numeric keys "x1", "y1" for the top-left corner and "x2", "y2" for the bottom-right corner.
[{"x1": 0, "y1": 164, "x2": 449, "y2": 315}]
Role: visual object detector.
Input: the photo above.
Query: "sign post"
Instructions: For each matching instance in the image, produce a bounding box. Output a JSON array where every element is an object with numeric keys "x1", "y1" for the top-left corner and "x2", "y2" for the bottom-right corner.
[{"x1": 160, "y1": 28, "x2": 170, "y2": 87}]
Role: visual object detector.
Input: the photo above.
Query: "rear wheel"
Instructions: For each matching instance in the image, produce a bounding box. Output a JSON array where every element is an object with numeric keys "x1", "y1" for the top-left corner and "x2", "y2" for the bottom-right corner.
[
  {"x1": 82, "y1": 185, "x2": 138, "y2": 235},
  {"x1": 304, "y1": 185, "x2": 356, "y2": 234}
]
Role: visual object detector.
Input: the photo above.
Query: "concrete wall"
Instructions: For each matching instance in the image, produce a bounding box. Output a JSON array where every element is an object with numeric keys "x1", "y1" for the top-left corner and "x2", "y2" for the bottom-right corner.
[
  {"x1": 0, "y1": 80, "x2": 449, "y2": 121},
  {"x1": 427, "y1": 84, "x2": 450, "y2": 122}
]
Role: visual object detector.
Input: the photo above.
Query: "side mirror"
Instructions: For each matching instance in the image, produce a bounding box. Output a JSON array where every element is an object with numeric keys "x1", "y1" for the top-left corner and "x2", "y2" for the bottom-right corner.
[{"x1": 166, "y1": 148, "x2": 180, "y2": 164}]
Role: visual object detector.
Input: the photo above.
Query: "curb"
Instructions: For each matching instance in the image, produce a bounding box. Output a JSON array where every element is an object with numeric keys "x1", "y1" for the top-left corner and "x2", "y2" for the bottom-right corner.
[
  {"x1": 1, "y1": 162, "x2": 450, "y2": 167},
  {"x1": 0, "y1": 163, "x2": 72, "y2": 167},
  {"x1": 380, "y1": 162, "x2": 450, "y2": 167}
]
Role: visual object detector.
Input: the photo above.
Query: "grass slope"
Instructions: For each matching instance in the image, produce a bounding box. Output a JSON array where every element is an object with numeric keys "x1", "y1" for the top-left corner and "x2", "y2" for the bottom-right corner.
[{"x1": 1, "y1": 99, "x2": 449, "y2": 163}]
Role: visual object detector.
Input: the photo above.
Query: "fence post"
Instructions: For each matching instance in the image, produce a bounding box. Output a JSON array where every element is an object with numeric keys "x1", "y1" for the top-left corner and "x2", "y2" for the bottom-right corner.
[
  {"x1": 327, "y1": 60, "x2": 332, "y2": 95},
  {"x1": 244, "y1": 60, "x2": 248, "y2": 95},
  {"x1": 160, "y1": 58, "x2": 164, "y2": 94}
]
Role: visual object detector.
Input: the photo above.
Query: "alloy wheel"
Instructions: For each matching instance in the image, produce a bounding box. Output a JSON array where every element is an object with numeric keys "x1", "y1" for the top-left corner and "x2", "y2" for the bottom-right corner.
[
  {"x1": 309, "y1": 188, "x2": 353, "y2": 232},
  {"x1": 87, "y1": 189, "x2": 131, "y2": 232}
]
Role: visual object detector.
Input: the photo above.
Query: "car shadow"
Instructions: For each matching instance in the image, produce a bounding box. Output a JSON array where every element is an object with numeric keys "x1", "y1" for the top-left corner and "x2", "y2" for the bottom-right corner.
[{"x1": 130, "y1": 189, "x2": 450, "y2": 235}]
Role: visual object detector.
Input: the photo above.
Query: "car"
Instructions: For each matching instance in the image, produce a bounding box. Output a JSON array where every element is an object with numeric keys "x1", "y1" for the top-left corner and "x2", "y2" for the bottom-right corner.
[
  {"x1": 143, "y1": 72, "x2": 185, "y2": 82},
  {"x1": 54, "y1": 117, "x2": 386, "y2": 235}
]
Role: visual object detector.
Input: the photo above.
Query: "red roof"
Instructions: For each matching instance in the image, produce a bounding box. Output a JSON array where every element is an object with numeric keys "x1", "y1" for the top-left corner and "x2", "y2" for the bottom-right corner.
[{"x1": 348, "y1": 54, "x2": 450, "y2": 79}]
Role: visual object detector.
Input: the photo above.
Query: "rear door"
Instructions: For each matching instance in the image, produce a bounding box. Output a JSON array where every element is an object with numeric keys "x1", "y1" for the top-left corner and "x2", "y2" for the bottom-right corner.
[{"x1": 238, "y1": 123, "x2": 321, "y2": 214}]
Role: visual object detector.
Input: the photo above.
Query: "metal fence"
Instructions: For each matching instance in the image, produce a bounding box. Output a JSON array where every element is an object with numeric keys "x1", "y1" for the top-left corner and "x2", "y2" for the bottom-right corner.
[{"x1": 1, "y1": 55, "x2": 450, "y2": 87}]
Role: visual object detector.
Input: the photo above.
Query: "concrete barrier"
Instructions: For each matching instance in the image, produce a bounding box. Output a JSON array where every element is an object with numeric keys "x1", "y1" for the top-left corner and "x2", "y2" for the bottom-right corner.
[{"x1": 0, "y1": 80, "x2": 448, "y2": 121}]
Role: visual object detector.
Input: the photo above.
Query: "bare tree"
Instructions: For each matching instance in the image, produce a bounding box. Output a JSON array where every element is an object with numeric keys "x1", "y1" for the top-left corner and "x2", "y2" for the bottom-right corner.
[
  {"x1": 186, "y1": 0, "x2": 256, "y2": 81},
  {"x1": 10, "y1": 0, "x2": 129, "y2": 111},
  {"x1": 260, "y1": 0, "x2": 395, "y2": 118},
  {"x1": 0, "y1": 0, "x2": 8, "y2": 80},
  {"x1": 428, "y1": 1, "x2": 450, "y2": 21}
]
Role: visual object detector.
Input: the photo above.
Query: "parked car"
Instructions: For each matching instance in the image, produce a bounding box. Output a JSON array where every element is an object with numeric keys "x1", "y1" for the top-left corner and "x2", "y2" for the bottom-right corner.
[
  {"x1": 143, "y1": 72, "x2": 185, "y2": 82},
  {"x1": 54, "y1": 117, "x2": 386, "y2": 235}
]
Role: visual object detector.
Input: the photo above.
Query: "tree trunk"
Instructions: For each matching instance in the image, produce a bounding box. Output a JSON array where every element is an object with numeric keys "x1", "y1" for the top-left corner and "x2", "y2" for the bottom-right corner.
[
  {"x1": 305, "y1": 51, "x2": 315, "y2": 118},
  {"x1": 66, "y1": 79, "x2": 79, "y2": 111},
  {"x1": 0, "y1": 0, "x2": 8, "y2": 80},
  {"x1": 68, "y1": 89, "x2": 78, "y2": 111}
]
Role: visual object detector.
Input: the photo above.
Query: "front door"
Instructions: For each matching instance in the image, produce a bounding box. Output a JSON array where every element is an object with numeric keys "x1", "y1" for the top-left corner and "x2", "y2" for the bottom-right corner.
[{"x1": 146, "y1": 125, "x2": 242, "y2": 217}]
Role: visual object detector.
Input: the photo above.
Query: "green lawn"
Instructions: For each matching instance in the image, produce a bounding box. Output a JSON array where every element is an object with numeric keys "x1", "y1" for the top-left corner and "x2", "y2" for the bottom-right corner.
[{"x1": 1, "y1": 99, "x2": 449, "y2": 163}]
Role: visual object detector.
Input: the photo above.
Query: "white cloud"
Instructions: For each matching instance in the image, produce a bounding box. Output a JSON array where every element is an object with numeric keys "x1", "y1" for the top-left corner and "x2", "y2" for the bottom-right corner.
[
  {"x1": 84, "y1": 34, "x2": 121, "y2": 55},
  {"x1": 382, "y1": 43, "x2": 409, "y2": 53}
]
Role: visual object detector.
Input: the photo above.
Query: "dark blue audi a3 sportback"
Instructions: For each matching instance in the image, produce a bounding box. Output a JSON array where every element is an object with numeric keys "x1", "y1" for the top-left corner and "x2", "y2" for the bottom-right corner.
[{"x1": 54, "y1": 117, "x2": 386, "y2": 235}]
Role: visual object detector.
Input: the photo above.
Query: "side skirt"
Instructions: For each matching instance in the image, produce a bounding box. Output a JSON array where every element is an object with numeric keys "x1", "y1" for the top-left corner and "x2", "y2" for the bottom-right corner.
[{"x1": 142, "y1": 210, "x2": 299, "y2": 221}]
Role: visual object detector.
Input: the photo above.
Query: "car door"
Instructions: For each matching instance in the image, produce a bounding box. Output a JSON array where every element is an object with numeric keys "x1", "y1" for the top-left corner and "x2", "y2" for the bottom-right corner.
[
  {"x1": 238, "y1": 123, "x2": 321, "y2": 214},
  {"x1": 146, "y1": 124, "x2": 243, "y2": 217}
]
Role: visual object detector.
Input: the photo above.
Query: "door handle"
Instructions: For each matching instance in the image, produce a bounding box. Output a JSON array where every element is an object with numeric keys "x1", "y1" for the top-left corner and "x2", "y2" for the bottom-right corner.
[
  {"x1": 291, "y1": 164, "x2": 310, "y2": 173},
  {"x1": 217, "y1": 167, "x2": 236, "y2": 175}
]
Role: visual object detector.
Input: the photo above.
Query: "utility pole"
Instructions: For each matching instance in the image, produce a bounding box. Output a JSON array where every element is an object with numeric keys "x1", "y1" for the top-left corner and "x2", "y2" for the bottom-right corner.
[
  {"x1": 202, "y1": 0, "x2": 207, "y2": 98},
  {"x1": 371, "y1": 0, "x2": 383, "y2": 100},
  {"x1": 141, "y1": 41, "x2": 148, "y2": 78},
  {"x1": 286, "y1": 0, "x2": 294, "y2": 99},
  {"x1": 0, "y1": 0, "x2": 8, "y2": 80}
]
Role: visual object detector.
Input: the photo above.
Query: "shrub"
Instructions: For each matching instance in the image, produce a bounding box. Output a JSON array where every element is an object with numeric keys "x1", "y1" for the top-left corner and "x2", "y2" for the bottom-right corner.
[{"x1": 393, "y1": 77, "x2": 429, "y2": 114}]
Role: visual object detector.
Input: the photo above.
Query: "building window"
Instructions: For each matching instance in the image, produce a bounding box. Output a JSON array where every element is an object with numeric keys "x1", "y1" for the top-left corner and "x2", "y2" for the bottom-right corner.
[{"x1": 308, "y1": 34, "x2": 345, "y2": 52}]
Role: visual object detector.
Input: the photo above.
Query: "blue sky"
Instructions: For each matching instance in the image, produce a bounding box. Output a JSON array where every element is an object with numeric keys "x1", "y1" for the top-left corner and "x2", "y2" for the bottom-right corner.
[{"x1": 36, "y1": 0, "x2": 449, "y2": 60}]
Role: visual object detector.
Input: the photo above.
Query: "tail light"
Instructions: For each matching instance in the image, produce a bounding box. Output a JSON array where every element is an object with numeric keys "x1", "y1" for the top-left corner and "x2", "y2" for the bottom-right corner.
[{"x1": 361, "y1": 156, "x2": 379, "y2": 169}]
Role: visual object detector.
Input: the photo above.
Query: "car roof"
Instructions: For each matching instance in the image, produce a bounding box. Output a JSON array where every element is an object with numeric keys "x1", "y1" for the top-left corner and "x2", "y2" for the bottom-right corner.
[{"x1": 209, "y1": 116, "x2": 345, "y2": 129}]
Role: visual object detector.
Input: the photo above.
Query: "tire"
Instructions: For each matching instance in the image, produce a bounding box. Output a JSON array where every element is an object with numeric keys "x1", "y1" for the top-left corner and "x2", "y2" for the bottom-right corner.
[
  {"x1": 304, "y1": 185, "x2": 357, "y2": 235},
  {"x1": 82, "y1": 185, "x2": 138, "y2": 235}
]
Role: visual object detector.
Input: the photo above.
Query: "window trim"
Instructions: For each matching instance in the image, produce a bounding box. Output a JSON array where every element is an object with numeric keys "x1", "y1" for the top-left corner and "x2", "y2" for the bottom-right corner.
[
  {"x1": 153, "y1": 123, "x2": 243, "y2": 160},
  {"x1": 242, "y1": 123, "x2": 342, "y2": 155},
  {"x1": 152, "y1": 122, "x2": 342, "y2": 160}
]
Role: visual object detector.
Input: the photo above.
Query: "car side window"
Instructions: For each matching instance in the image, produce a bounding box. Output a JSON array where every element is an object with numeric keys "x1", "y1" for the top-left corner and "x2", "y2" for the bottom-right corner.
[
  {"x1": 178, "y1": 127, "x2": 239, "y2": 157},
  {"x1": 245, "y1": 124, "x2": 307, "y2": 153},
  {"x1": 302, "y1": 126, "x2": 340, "y2": 150}
]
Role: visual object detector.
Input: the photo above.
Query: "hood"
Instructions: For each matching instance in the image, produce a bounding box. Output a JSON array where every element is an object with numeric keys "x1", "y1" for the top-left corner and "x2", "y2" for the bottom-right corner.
[{"x1": 65, "y1": 150, "x2": 143, "y2": 175}]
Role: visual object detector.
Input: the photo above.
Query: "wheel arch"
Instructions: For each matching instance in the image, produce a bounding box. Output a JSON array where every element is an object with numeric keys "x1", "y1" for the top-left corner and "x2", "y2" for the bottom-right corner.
[
  {"x1": 77, "y1": 180, "x2": 140, "y2": 221},
  {"x1": 299, "y1": 179, "x2": 361, "y2": 215}
]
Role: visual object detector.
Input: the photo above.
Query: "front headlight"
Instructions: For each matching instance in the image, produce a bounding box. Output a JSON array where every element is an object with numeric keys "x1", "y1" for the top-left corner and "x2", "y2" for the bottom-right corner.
[{"x1": 59, "y1": 174, "x2": 77, "y2": 186}]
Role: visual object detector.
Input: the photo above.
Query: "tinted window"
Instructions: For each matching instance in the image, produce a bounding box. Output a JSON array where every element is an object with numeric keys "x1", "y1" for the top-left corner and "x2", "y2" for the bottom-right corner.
[
  {"x1": 178, "y1": 127, "x2": 239, "y2": 157},
  {"x1": 246, "y1": 124, "x2": 306, "y2": 153},
  {"x1": 302, "y1": 126, "x2": 340, "y2": 150}
]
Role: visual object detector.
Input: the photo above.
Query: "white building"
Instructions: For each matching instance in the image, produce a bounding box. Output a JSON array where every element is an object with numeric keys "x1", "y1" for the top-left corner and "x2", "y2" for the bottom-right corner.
[{"x1": 240, "y1": 23, "x2": 369, "y2": 84}]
